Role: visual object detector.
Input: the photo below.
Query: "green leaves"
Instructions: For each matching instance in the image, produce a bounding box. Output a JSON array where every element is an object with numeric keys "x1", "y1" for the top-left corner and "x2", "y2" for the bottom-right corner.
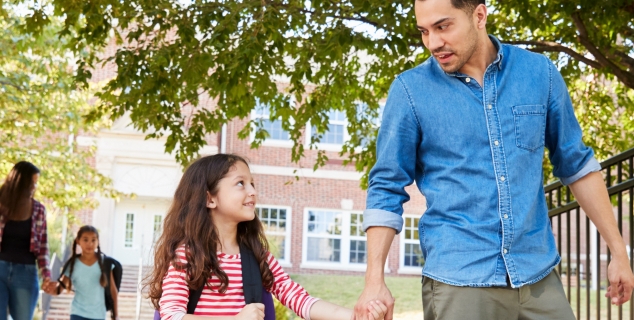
[
  {"x1": 1, "y1": 10, "x2": 119, "y2": 219},
  {"x1": 7, "y1": 0, "x2": 633, "y2": 188}
]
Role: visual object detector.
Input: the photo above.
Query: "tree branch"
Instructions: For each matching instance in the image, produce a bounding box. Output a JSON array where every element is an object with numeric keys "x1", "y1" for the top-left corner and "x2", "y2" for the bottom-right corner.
[
  {"x1": 0, "y1": 79, "x2": 25, "y2": 91},
  {"x1": 610, "y1": 50, "x2": 634, "y2": 72},
  {"x1": 622, "y1": 26, "x2": 634, "y2": 39},
  {"x1": 503, "y1": 40, "x2": 602, "y2": 69},
  {"x1": 571, "y1": 11, "x2": 634, "y2": 89}
]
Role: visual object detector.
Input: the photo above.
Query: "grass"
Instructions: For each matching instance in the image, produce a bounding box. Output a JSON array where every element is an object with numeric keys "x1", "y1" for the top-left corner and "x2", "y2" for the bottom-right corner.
[
  {"x1": 286, "y1": 274, "x2": 634, "y2": 320},
  {"x1": 287, "y1": 274, "x2": 422, "y2": 318}
]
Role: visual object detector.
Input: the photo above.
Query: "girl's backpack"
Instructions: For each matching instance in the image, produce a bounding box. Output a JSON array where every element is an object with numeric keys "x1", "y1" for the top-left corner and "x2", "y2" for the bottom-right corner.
[
  {"x1": 153, "y1": 244, "x2": 276, "y2": 319},
  {"x1": 58, "y1": 254, "x2": 123, "y2": 320}
]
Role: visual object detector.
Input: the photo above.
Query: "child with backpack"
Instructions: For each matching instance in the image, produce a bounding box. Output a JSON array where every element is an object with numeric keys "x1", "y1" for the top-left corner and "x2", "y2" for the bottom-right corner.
[
  {"x1": 146, "y1": 154, "x2": 387, "y2": 320},
  {"x1": 44, "y1": 225, "x2": 120, "y2": 320}
]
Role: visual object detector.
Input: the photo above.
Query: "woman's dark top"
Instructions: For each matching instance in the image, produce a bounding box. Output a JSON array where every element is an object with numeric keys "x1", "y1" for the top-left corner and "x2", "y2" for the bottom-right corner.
[{"x1": 0, "y1": 218, "x2": 36, "y2": 264}]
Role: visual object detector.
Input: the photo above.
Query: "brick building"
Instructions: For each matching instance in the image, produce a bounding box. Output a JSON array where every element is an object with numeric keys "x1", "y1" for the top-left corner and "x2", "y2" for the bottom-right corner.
[{"x1": 81, "y1": 38, "x2": 427, "y2": 278}]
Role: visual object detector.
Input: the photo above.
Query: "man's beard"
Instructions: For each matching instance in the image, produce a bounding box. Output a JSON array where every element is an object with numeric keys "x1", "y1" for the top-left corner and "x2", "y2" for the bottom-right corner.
[{"x1": 435, "y1": 28, "x2": 479, "y2": 73}]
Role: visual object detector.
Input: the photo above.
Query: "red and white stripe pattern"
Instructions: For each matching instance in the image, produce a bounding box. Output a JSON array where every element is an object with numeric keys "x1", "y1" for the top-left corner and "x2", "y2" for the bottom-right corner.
[{"x1": 160, "y1": 246, "x2": 318, "y2": 320}]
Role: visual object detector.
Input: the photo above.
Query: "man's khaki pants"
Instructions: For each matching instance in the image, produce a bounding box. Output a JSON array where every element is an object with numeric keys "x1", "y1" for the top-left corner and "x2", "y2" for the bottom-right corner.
[{"x1": 422, "y1": 271, "x2": 576, "y2": 319}]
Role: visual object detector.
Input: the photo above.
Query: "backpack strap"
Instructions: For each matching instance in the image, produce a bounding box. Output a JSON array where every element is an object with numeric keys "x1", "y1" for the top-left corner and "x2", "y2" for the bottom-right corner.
[
  {"x1": 187, "y1": 285, "x2": 204, "y2": 314},
  {"x1": 240, "y1": 243, "x2": 263, "y2": 304},
  {"x1": 57, "y1": 255, "x2": 79, "y2": 293},
  {"x1": 185, "y1": 245, "x2": 265, "y2": 315}
]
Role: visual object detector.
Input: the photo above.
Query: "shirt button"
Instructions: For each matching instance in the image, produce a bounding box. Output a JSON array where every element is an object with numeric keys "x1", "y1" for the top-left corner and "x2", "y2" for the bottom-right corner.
[
  {"x1": 503, "y1": 249, "x2": 508, "y2": 254},
  {"x1": 487, "y1": 105, "x2": 492, "y2": 110},
  {"x1": 503, "y1": 214, "x2": 508, "y2": 219},
  {"x1": 465, "y1": 78, "x2": 471, "y2": 83},
  {"x1": 500, "y1": 176, "x2": 506, "y2": 182},
  {"x1": 494, "y1": 140, "x2": 499, "y2": 146}
]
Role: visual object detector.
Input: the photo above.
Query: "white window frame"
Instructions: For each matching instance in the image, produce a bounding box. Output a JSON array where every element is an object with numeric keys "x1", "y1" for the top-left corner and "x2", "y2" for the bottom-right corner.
[
  {"x1": 304, "y1": 110, "x2": 349, "y2": 151},
  {"x1": 257, "y1": 205, "x2": 292, "y2": 267},
  {"x1": 152, "y1": 214, "x2": 163, "y2": 242},
  {"x1": 304, "y1": 103, "x2": 385, "y2": 152},
  {"x1": 250, "y1": 100, "x2": 294, "y2": 148},
  {"x1": 398, "y1": 214, "x2": 424, "y2": 275},
  {"x1": 124, "y1": 213, "x2": 135, "y2": 248},
  {"x1": 301, "y1": 208, "x2": 371, "y2": 272}
]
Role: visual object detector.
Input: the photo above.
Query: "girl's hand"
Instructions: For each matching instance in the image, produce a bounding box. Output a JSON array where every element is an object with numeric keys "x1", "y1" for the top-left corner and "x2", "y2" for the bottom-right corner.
[
  {"x1": 367, "y1": 300, "x2": 388, "y2": 320},
  {"x1": 233, "y1": 303, "x2": 265, "y2": 320}
]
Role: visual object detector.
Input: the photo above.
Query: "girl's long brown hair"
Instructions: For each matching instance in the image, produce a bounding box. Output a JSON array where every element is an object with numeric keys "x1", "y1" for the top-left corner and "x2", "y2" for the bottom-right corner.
[
  {"x1": 145, "y1": 154, "x2": 274, "y2": 309},
  {"x1": 0, "y1": 161, "x2": 40, "y2": 220}
]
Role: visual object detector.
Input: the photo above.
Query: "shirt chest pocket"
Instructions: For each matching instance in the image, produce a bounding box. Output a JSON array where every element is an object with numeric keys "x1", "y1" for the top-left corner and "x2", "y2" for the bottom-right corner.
[{"x1": 512, "y1": 105, "x2": 546, "y2": 151}]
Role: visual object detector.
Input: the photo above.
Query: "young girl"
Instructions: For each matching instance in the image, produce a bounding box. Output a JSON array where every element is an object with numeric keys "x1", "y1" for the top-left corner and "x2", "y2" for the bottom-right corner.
[
  {"x1": 146, "y1": 154, "x2": 387, "y2": 320},
  {"x1": 45, "y1": 226, "x2": 119, "y2": 320}
]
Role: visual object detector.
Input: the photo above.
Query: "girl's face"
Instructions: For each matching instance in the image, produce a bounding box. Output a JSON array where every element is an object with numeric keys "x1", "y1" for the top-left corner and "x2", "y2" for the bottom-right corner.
[
  {"x1": 77, "y1": 231, "x2": 99, "y2": 255},
  {"x1": 208, "y1": 161, "x2": 257, "y2": 224}
]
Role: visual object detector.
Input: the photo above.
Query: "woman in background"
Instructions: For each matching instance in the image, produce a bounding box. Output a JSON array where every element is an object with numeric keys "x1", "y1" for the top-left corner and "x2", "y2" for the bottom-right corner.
[{"x1": 0, "y1": 161, "x2": 51, "y2": 320}]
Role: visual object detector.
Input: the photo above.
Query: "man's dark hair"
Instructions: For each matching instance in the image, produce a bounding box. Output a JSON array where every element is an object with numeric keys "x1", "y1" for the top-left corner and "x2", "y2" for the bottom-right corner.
[
  {"x1": 451, "y1": 0, "x2": 486, "y2": 13},
  {"x1": 419, "y1": 0, "x2": 486, "y2": 13}
]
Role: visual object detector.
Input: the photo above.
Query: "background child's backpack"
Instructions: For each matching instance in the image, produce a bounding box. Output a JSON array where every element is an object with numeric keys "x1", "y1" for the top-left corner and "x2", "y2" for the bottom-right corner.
[
  {"x1": 103, "y1": 256, "x2": 123, "y2": 319},
  {"x1": 153, "y1": 244, "x2": 276, "y2": 319},
  {"x1": 59, "y1": 254, "x2": 123, "y2": 320}
]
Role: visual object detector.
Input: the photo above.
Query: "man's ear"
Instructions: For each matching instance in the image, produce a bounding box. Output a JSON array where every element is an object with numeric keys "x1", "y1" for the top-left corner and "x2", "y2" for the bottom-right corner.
[
  {"x1": 206, "y1": 191, "x2": 217, "y2": 209},
  {"x1": 474, "y1": 4, "x2": 488, "y2": 30}
]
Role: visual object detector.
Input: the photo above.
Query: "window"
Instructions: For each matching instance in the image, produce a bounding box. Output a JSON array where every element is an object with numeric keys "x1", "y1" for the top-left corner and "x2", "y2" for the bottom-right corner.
[
  {"x1": 153, "y1": 215, "x2": 163, "y2": 242},
  {"x1": 257, "y1": 206, "x2": 291, "y2": 264},
  {"x1": 306, "y1": 210, "x2": 342, "y2": 262},
  {"x1": 400, "y1": 215, "x2": 424, "y2": 272},
  {"x1": 125, "y1": 213, "x2": 134, "y2": 248},
  {"x1": 349, "y1": 213, "x2": 367, "y2": 264},
  {"x1": 307, "y1": 104, "x2": 384, "y2": 149},
  {"x1": 252, "y1": 101, "x2": 291, "y2": 143},
  {"x1": 310, "y1": 110, "x2": 347, "y2": 146},
  {"x1": 302, "y1": 209, "x2": 368, "y2": 269}
]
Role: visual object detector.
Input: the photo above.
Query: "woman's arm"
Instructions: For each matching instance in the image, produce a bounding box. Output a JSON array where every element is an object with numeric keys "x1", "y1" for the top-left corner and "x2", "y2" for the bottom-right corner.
[
  {"x1": 35, "y1": 205, "x2": 51, "y2": 279},
  {"x1": 110, "y1": 270, "x2": 119, "y2": 319}
]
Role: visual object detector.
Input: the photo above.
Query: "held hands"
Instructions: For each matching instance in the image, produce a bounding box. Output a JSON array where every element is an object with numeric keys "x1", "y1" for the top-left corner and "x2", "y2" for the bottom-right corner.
[
  {"x1": 366, "y1": 300, "x2": 389, "y2": 320},
  {"x1": 234, "y1": 303, "x2": 265, "y2": 320},
  {"x1": 41, "y1": 277, "x2": 59, "y2": 295},
  {"x1": 605, "y1": 256, "x2": 634, "y2": 305},
  {"x1": 352, "y1": 282, "x2": 395, "y2": 320}
]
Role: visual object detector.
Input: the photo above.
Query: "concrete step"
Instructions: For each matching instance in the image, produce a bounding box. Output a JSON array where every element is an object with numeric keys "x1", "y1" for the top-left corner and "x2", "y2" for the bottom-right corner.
[
  {"x1": 119, "y1": 265, "x2": 153, "y2": 293},
  {"x1": 47, "y1": 292, "x2": 156, "y2": 320}
]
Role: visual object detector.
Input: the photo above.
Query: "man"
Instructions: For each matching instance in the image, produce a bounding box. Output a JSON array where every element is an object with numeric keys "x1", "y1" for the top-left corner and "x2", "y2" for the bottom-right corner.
[{"x1": 352, "y1": 0, "x2": 634, "y2": 319}]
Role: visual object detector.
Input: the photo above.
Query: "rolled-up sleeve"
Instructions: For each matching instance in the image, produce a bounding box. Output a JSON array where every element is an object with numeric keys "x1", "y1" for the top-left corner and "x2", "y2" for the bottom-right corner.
[
  {"x1": 544, "y1": 60, "x2": 601, "y2": 185},
  {"x1": 363, "y1": 76, "x2": 422, "y2": 234}
]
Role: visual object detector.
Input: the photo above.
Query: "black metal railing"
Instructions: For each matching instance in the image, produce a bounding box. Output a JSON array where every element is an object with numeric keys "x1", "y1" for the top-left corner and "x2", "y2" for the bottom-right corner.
[{"x1": 546, "y1": 147, "x2": 634, "y2": 320}]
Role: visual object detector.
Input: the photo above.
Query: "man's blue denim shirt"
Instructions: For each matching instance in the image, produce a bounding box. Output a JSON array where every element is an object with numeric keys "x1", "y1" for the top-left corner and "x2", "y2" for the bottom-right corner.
[{"x1": 363, "y1": 36, "x2": 600, "y2": 288}]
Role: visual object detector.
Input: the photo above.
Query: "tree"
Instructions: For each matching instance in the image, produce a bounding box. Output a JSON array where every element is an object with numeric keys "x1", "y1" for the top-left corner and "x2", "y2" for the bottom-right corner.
[
  {"x1": 0, "y1": 7, "x2": 119, "y2": 244},
  {"x1": 487, "y1": 0, "x2": 634, "y2": 179},
  {"x1": 8, "y1": 0, "x2": 634, "y2": 186}
]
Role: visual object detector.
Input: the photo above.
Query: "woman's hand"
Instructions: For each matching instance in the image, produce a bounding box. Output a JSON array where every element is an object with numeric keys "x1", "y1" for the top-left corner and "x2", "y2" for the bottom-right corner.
[
  {"x1": 42, "y1": 278, "x2": 58, "y2": 295},
  {"x1": 367, "y1": 300, "x2": 388, "y2": 320},
  {"x1": 233, "y1": 303, "x2": 265, "y2": 320}
]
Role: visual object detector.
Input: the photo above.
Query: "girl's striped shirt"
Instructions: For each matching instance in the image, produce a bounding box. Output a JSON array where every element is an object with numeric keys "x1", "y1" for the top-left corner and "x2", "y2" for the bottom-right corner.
[{"x1": 160, "y1": 246, "x2": 319, "y2": 320}]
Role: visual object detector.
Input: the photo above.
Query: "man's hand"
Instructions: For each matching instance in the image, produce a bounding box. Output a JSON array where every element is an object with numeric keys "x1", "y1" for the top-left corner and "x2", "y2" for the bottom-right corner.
[
  {"x1": 352, "y1": 282, "x2": 394, "y2": 320},
  {"x1": 605, "y1": 256, "x2": 634, "y2": 305},
  {"x1": 570, "y1": 172, "x2": 634, "y2": 306},
  {"x1": 234, "y1": 303, "x2": 265, "y2": 320}
]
